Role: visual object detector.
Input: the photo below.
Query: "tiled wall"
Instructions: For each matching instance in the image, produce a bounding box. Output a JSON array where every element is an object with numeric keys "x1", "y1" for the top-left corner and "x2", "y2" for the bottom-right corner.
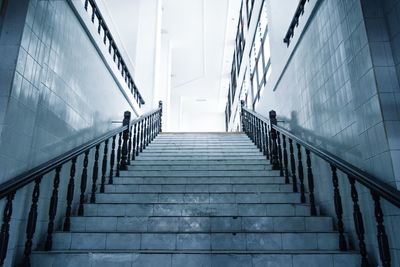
[
  {"x1": 255, "y1": 0, "x2": 400, "y2": 265},
  {"x1": 0, "y1": 0, "x2": 134, "y2": 182},
  {"x1": 383, "y1": 0, "x2": 400, "y2": 192},
  {"x1": 0, "y1": 0, "x2": 137, "y2": 265}
]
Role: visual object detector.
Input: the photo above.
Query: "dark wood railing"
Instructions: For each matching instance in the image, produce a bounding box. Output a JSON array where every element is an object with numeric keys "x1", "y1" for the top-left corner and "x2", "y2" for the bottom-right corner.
[
  {"x1": 83, "y1": 0, "x2": 145, "y2": 107},
  {"x1": 283, "y1": 0, "x2": 310, "y2": 46},
  {"x1": 241, "y1": 101, "x2": 399, "y2": 267},
  {"x1": 0, "y1": 102, "x2": 163, "y2": 267}
]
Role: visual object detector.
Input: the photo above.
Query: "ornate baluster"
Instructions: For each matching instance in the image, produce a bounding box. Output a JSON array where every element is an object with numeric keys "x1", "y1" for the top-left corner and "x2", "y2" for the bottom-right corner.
[
  {"x1": 248, "y1": 115, "x2": 253, "y2": 141},
  {"x1": 120, "y1": 111, "x2": 131, "y2": 170},
  {"x1": 91, "y1": 6, "x2": 96, "y2": 22},
  {"x1": 127, "y1": 125, "x2": 133, "y2": 165},
  {"x1": 140, "y1": 118, "x2": 145, "y2": 153},
  {"x1": 371, "y1": 191, "x2": 391, "y2": 267},
  {"x1": 21, "y1": 176, "x2": 42, "y2": 267},
  {"x1": 145, "y1": 117, "x2": 149, "y2": 148},
  {"x1": 257, "y1": 119, "x2": 262, "y2": 151},
  {"x1": 100, "y1": 140, "x2": 109, "y2": 193},
  {"x1": 45, "y1": 167, "x2": 62, "y2": 251},
  {"x1": 147, "y1": 116, "x2": 151, "y2": 146},
  {"x1": 268, "y1": 125, "x2": 273, "y2": 163},
  {"x1": 97, "y1": 18, "x2": 102, "y2": 33},
  {"x1": 289, "y1": 139, "x2": 298, "y2": 192},
  {"x1": 263, "y1": 122, "x2": 270, "y2": 160},
  {"x1": 0, "y1": 191, "x2": 15, "y2": 265},
  {"x1": 282, "y1": 135, "x2": 290, "y2": 184},
  {"x1": 90, "y1": 145, "x2": 100, "y2": 202},
  {"x1": 305, "y1": 149, "x2": 317, "y2": 215},
  {"x1": 348, "y1": 176, "x2": 369, "y2": 266},
  {"x1": 78, "y1": 151, "x2": 90, "y2": 215},
  {"x1": 116, "y1": 132, "x2": 122, "y2": 177},
  {"x1": 136, "y1": 120, "x2": 141, "y2": 156},
  {"x1": 277, "y1": 132, "x2": 284, "y2": 176},
  {"x1": 330, "y1": 165, "x2": 347, "y2": 251},
  {"x1": 63, "y1": 158, "x2": 77, "y2": 231},
  {"x1": 297, "y1": 144, "x2": 306, "y2": 203},
  {"x1": 151, "y1": 114, "x2": 156, "y2": 141},
  {"x1": 109, "y1": 135, "x2": 116, "y2": 184},
  {"x1": 269, "y1": 111, "x2": 279, "y2": 170},
  {"x1": 252, "y1": 116, "x2": 256, "y2": 143},
  {"x1": 131, "y1": 123, "x2": 137, "y2": 160},
  {"x1": 255, "y1": 118, "x2": 261, "y2": 150},
  {"x1": 103, "y1": 29, "x2": 108, "y2": 44}
]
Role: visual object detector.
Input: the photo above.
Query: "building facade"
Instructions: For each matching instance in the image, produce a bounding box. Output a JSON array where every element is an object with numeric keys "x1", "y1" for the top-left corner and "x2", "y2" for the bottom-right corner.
[{"x1": 225, "y1": 0, "x2": 400, "y2": 265}]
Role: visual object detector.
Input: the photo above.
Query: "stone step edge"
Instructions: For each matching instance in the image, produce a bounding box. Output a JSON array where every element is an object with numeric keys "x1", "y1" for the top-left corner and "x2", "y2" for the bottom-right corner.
[
  {"x1": 32, "y1": 250, "x2": 359, "y2": 255},
  {"x1": 52, "y1": 231, "x2": 339, "y2": 235}
]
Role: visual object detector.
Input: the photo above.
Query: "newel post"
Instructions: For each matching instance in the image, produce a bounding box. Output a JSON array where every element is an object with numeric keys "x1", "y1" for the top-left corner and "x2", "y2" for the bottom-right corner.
[
  {"x1": 269, "y1": 110, "x2": 280, "y2": 170},
  {"x1": 240, "y1": 100, "x2": 245, "y2": 132},
  {"x1": 120, "y1": 111, "x2": 131, "y2": 170}
]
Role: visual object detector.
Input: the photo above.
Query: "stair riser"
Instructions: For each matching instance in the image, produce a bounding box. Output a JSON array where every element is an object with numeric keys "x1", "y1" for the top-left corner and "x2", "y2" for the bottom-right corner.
[
  {"x1": 104, "y1": 184, "x2": 294, "y2": 193},
  {"x1": 130, "y1": 160, "x2": 269, "y2": 165},
  {"x1": 84, "y1": 203, "x2": 316, "y2": 217},
  {"x1": 51, "y1": 232, "x2": 342, "y2": 251},
  {"x1": 118, "y1": 170, "x2": 280, "y2": 177},
  {"x1": 135, "y1": 156, "x2": 267, "y2": 160},
  {"x1": 94, "y1": 193, "x2": 304, "y2": 204},
  {"x1": 31, "y1": 253, "x2": 361, "y2": 267},
  {"x1": 128, "y1": 165, "x2": 273, "y2": 171},
  {"x1": 69, "y1": 216, "x2": 333, "y2": 233},
  {"x1": 111, "y1": 177, "x2": 286, "y2": 184}
]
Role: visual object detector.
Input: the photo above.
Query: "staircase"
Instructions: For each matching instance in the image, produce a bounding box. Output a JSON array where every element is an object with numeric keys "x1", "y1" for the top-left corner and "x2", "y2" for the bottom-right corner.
[{"x1": 32, "y1": 133, "x2": 360, "y2": 266}]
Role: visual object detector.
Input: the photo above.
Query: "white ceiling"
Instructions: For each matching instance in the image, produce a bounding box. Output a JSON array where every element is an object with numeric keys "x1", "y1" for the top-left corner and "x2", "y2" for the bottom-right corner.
[{"x1": 162, "y1": 0, "x2": 241, "y2": 131}]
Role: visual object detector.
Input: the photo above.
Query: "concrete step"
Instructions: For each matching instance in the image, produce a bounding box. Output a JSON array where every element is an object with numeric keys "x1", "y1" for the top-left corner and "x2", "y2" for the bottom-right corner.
[
  {"x1": 111, "y1": 177, "x2": 285, "y2": 184},
  {"x1": 83, "y1": 203, "x2": 317, "y2": 217},
  {"x1": 118, "y1": 170, "x2": 280, "y2": 177},
  {"x1": 138, "y1": 152, "x2": 264, "y2": 156},
  {"x1": 94, "y1": 192, "x2": 304, "y2": 204},
  {"x1": 49, "y1": 232, "x2": 342, "y2": 251},
  {"x1": 127, "y1": 164, "x2": 273, "y2": 171},
  {"x1": 129, "y1": 159, "x2": 270, "y2": 165},
  {"x1": 69, "y1": 216, "x2": 333, "y2": 233},
  {"x1": 135, "y1": 156, "x2": 267, "y2": 160},
  {"x1": 31, "y1": 251, "x2": 361, "y2": 267},
  {"x1": 104, "y1": 183, "x2": 294, "y2": 193},
  {"x1": 144, "y1": 147, "x2": 260, "y2": 151}
]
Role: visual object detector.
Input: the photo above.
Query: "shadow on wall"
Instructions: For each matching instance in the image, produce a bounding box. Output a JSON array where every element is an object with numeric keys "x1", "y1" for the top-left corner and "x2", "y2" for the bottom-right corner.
[{"x1": 277, "y1": 110, "x2": 362, "y2": 164}]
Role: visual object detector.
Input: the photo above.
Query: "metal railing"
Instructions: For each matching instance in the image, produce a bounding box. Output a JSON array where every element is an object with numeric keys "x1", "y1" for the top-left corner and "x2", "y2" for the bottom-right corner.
[
  {"x1": 241, "y1": 101, "x2": 399, "y2": 267},
  {"x1": 83, "y1": 0, "x2": 145, "y2": 107},
  {"x1": 0, "y1": 102, "x2": 163, "y2": 266},
  {"x1": 283, "y1": 0, "x2": 310, "y2": 46}
]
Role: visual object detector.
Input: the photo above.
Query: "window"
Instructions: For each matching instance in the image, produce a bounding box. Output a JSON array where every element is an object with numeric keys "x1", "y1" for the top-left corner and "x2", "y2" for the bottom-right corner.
[
  {"x1": 249, "y1": 0, "x2": 271, "y2": 109},
  {"x1": 231, "y1": 53, "x2": 237, "y2": 99},
  {"x1": 235, "y1": 4, "x2": 245, "y2": 70}
]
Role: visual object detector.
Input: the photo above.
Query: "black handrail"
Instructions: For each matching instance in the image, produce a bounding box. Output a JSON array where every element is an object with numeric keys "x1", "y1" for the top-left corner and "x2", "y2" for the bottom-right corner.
[
  {"x1": 0, "y1": 102, "x2": 163, "y2": 266},
  {"x1": 241, "y1": 101, "x2": 396, "y2": 267},
  {"x1": 283, "y1": 0, "x2": 310, "y2": 46},
  {"x1": 0, "y1": 126, "x2": 126, "y2": 200},
  {"x1": 83, "y1": 0, "x2": 145, "y2": 106},
  {"x1": 242, "y1": 106, "x2": 400, "y2": 208},
  {"x1": 0, "y1": 108, "x2": 160, "y2": 200}
]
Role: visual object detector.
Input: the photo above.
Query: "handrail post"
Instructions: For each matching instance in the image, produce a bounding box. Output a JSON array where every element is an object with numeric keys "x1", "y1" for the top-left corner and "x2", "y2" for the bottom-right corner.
[
  {"x1": 159, "y1": 101, "x2": 163, "y2": 133},
  {"x1": 120, "y1": 111, "x2": 131, "y2": 170},
  {"x1": 269, "y1": 110, "x2": 279, "y2": 170}
]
